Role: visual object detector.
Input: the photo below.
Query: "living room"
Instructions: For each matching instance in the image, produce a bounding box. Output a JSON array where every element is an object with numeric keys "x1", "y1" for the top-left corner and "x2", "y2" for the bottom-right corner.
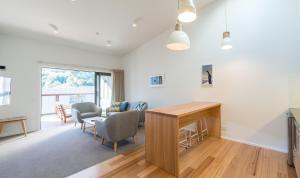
[{"x1": 0, "y1": 0, "x2": 300, "y2": 178}]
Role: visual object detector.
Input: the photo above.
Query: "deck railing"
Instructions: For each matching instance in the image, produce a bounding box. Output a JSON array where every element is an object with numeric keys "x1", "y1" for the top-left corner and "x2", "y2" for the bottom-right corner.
[{"x1": 41, "y1": 93, "x2": 95, "y2": 115}]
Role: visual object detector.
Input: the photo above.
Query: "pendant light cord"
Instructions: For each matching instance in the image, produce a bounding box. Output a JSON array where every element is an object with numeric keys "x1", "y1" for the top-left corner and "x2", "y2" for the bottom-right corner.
[{"x1": 225, "y1": 0, "x2": 228, "y2": 32}]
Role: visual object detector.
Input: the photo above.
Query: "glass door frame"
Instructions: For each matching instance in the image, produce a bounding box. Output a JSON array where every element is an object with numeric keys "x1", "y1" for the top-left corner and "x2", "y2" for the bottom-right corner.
[{"x1": 95, "y1": 72, "x2": 112, "y2": 107}]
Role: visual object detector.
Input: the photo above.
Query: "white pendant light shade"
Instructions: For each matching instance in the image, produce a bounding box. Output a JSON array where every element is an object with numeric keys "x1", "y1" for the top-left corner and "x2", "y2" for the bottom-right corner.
[
  {"x1": 221, "y1": 32, "x2": 232, "y2": 50},
  {"x1": 167, "y1": 22, "x2": 190, "y2": 51},
  {"x1": 178, "y1": 0, "x2": 197, "y2": 23}
]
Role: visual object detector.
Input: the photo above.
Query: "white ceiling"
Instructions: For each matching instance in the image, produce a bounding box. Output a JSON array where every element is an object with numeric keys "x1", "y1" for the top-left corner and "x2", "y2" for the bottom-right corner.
[{"x1": 0, "y1": 0, "x2": 214, "y2": 56}]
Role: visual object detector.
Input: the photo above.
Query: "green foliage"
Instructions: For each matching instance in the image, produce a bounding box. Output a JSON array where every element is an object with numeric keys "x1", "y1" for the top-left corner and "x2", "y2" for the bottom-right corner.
[{"x1": 42, "y1": 68, "x2": 95, "y2": 88}]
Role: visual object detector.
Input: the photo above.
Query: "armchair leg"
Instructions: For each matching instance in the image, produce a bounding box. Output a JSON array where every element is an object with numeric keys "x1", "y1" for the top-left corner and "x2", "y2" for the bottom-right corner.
[
  {"x1": 132, "y1": 136, "x2": 136, "y2": 144},
  {"x1": 74, "y1": 122, "x2": 77, "y2": 127},
  {"x1": 101, "y1": 138, "x2": 105, "y2": 144},
  {"x1": 114, "y1": 142, "x2": 118, "y2": 152},
  {"x1": 80, "y1": 123, "x2": 83, "y2": 130}
]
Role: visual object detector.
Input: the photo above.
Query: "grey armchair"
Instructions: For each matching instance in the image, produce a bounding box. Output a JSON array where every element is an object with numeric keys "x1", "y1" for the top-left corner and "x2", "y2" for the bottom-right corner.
[
  {"x1": 71, "y1": 102, "x2": 102, "y2": 128},
  {"x1": 95, "y1": 110, "x2": 139, "y2": 152}
]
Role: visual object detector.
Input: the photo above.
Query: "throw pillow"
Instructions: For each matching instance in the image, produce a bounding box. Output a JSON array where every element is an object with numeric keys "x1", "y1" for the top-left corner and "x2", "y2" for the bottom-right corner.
[
  {"x1": 135, "y1": 102, "x2": 146, "y2": 111},
  {"x1": 108, "y1": 102, "x2": 121, "y2": 112},
  {"x1": 120, "y1": 101, "x2": 129, "y2": 112}
]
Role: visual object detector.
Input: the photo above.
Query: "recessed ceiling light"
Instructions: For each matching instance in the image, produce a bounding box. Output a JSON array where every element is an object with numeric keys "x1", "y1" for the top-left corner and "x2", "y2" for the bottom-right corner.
[
  {"x1": 49, "y1": 24, "x2": 59, "y2": 34},
  {"x1": 70, "y1": 0, "x2": 77, "y2": 2},
  {"x1": 106, "y1": 40, "x2": 112, "y2": 47},
  {"x1": 96, "y1": 32, "x2": 100, "y2": 36},
  {"x1": 132, "y1": 18, "x2": 142, "y2": 28}
]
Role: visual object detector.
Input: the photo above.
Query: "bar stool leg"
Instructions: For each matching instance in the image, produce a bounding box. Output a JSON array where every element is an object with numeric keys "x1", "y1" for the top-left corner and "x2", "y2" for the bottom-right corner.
[
  {"x1": 196, "y1": 129, "x2": 200, "y2": 142},
  {"x1": 200, "y1": 119, "x2": 204, "y2": 141},
  {"x1": 204, "y1": 119, "x2": 208, "y2": 136},
  {"x1": 189, "y1": 130, "x2": 192, "y2": 147}
]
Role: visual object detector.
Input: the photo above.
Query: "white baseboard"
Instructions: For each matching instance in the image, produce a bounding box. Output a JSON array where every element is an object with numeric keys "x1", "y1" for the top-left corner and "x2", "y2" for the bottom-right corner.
[{"x1": 221, "y1": 136, "x2": 288, "y2": 153}]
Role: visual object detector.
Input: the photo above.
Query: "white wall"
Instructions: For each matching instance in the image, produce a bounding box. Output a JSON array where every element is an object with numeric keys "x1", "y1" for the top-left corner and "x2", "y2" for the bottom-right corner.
[
  {"x1": 123, "y1": 0, "x2": 300, "y2": 152},
  {"x1": 0, "y1": 34, "x2": 121, "y2": 137},
  {"x1": 289, "y1": 76, "x2": 300, "y2": 108}
]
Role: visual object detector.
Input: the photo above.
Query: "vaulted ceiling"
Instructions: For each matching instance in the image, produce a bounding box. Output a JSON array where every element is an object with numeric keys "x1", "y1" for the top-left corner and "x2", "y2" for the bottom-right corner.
[{"x1": 0, "y1": 0, "x2": 214, "y2": 55}]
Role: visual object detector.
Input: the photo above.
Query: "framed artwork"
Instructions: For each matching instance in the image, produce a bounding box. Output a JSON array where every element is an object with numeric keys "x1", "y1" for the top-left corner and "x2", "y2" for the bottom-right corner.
[
  {"x1": 202, "y1": 65, "x2": 213, "y2": 86},
  {"x1": 149, "y1": 74, "x2": 164, "y2": 88}
]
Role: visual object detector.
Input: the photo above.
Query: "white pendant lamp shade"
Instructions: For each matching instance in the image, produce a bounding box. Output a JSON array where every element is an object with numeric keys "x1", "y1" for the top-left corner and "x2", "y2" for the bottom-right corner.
[
  {"x1": 167, "y1": 22, "x2": 190, "y2": 51},
  {"x1": 221, "y1": 32, "x2": 232, "y2": 50},
  {"x1": 178, "y1": 0, "x2": 197, "y2": 23}
]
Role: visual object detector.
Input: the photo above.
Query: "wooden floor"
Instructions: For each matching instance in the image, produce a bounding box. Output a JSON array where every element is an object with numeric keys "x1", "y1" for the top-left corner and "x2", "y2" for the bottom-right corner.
[{"x1": 68, "y1": 138, "x2": 297, "y2": 178}]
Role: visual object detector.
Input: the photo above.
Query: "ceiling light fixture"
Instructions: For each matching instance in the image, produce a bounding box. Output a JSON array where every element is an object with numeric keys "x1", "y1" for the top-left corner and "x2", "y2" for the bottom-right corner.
[
  {"x1": 166, "y1": 20, "x2": 190, "y2": 51},
  {"x1": 49, "y1": 24, "x2": 59, "y2": 34},
  {"x1": 132, "y1": 18, "x2": 141, "y2": 28},
  {"x1": 106, "y1": 40, "x2": 112, "y2": 47},
  {"x1": 221, "y1": 0, "x2": 232, "y2": 50},
  {"x1": 178, "y1": 0, "x2": 197, "y2": 23}
]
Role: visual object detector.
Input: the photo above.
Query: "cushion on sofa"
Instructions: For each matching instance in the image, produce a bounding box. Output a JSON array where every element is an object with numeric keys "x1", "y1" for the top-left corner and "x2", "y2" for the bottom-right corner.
[
  {"x1": 81, "y1": 112, "x2": 99, "y2": 119},
  {"x1": 107, "y1": 102, "x2": 121, "y2": 112},
  {"x1": 120, "y1": 101, "x2": 129, "y2": 112},
  {"x1": 135, "y1": 102, "x2": 147, "y2": 111}
]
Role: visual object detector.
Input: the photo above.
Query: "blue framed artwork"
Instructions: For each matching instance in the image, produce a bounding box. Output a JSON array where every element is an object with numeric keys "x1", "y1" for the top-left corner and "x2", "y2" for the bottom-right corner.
[{"x1": 149, "y1": 74, "x2": 164, "y2": 88}]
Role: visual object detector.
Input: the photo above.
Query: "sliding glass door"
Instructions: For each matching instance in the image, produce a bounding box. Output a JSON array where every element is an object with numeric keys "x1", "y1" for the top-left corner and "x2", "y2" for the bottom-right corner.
[
  {"x1": 41, "y1": 68, "x2": 96, "y2": 115},
  {"x1": 41, "y1": 68, "x2": 112, "y2": 115},
  {"x1": 95, "y1": 72, "x2": 112, "y2": 110}
]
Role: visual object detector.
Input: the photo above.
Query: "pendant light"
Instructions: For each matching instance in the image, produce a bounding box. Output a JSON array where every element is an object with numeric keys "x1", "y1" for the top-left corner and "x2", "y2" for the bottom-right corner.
[
  {"x1": 178, "y1": 0, "x2": 197, "y2": 23},
  {"x1": 166, "y1": 20, "x2": 190, "y2": 51},
  {"x1": 221, "y1": 0, "x2": 232, "y2": 50}
]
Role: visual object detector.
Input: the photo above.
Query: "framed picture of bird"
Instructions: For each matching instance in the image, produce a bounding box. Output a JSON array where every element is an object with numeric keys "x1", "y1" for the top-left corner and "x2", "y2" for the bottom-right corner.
[{"x1": 202, "y1": 65, "x2": 213, "y2": 86}]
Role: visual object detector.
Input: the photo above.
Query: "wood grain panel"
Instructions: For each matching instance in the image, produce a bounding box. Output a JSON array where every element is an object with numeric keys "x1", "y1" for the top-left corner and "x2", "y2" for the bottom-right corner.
[{"x1": 145, "y1": 112, "x2": 179, "y2": 176}]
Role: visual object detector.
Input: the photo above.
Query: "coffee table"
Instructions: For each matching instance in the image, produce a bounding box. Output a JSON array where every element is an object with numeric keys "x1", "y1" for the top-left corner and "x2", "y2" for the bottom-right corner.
[{"x1": 82, "y1": 117, "x2": 105, "y2": 140}]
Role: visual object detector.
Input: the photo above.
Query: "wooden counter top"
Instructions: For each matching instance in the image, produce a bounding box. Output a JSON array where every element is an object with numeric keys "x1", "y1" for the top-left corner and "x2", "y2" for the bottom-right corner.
[{"x1": 146, "y1": 102, "x2": 221, "y2": 117}]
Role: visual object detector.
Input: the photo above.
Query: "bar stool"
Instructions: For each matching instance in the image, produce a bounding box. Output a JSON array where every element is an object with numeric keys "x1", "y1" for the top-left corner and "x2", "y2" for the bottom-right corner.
[
  {"x1": 182, "y1": 122, "x2": 200, "y2": 147},
  {"x1": 179, "y1": 128, "x2": 189, "y2": 150},
  {"x1": 200, "y1": 118, "x2": 208, "y2": 140}
]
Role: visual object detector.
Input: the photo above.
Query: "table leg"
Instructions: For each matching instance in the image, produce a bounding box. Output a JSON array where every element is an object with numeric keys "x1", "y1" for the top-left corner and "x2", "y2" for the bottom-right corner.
[
  {"x1": 93, "y1": 126, "x2": 97, "y2": 140},
  {"x1": 21, "y1": 120, "x2": 27, "y2": 136},
  {"x1": 83, "y1": 122, "x2": 86, "y2": 132},
  {"x1": 0, "y1": 123, "x2": 3, "y2": 134}
]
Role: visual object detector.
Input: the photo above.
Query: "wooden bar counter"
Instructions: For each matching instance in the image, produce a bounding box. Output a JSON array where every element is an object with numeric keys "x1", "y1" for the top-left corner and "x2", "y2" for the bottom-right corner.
[{"x1": 145, "y1": 102, "x2": 221, "y2": 177}]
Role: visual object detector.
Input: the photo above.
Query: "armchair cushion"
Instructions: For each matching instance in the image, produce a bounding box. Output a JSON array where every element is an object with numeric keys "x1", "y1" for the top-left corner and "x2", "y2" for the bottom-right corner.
[{"x1": 81, "y1": 112, "x2": 100, "y2": 119}]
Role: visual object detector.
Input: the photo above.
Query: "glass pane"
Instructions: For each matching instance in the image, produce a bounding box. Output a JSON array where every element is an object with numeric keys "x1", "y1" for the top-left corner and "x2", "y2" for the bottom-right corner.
[
  {"x1": 0, "y1": 76, "x2": 11, "y2": 106},
  {"x1": 41, "y1": 68, "x2": 96, "y2": 114},
  {"x1": 100, "y1": 75, "x2": 112, "y2": 109}
]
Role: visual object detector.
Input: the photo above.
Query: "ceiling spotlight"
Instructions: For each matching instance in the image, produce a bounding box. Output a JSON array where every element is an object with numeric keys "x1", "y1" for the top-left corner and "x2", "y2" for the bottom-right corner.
[
  {"x1": 96, "y1": 32, "x2": 100, "y2": 36},
  {"x1": 106, "y1": 40, "x2": 112, "y2": 47},
  {"x1": 132, "y1": 18, "x2": 141, "y2": 28},
  {"x1": 49, "y1": 24, "x2": 59, "y2": 34}
]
